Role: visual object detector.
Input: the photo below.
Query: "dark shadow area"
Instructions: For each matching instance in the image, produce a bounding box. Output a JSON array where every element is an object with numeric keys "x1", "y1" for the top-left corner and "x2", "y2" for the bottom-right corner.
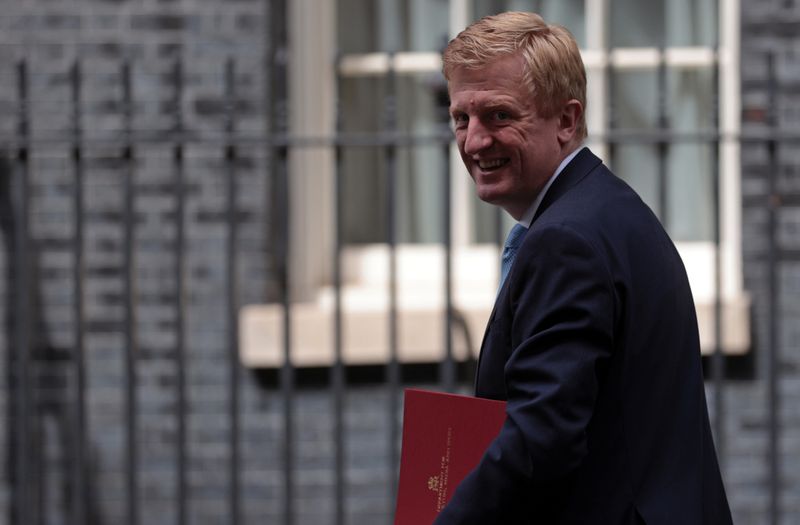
[
  {"x1": 252, "y1": 360, "x2": 477, "y2": 390},
  {"x1": 701, "y1": 353, "x2": 757, "y2": 382},
  {"x1": 1, "y1": 152, "x2": 102, "y2": 525}
]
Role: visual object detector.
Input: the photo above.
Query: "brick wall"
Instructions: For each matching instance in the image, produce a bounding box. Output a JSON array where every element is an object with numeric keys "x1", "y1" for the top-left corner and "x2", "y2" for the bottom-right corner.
[
  {"x1": 0, "y1": 1, "x2": 284, "y2": 524},
  {"x1": 733, "y1": 1, "x2": 800, "y2": 523}
]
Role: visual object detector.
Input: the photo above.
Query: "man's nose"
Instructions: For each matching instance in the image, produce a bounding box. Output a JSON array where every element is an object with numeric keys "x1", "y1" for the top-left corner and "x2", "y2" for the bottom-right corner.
[{"x1": 463, "y1": 121, "x2": 492, "y2": 155}]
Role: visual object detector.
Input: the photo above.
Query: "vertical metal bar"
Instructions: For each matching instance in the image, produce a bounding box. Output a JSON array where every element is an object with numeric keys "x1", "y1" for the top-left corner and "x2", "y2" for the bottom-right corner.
[
  {"x1": 224, "y1": 57, "x2": 242, "y2": 525},
  {"x1": 441, "y1": 137, "x2": 455, "y2": 392},
  {"x1": 25, "y1": 56, "x2": 44, "y2": 525},
  {"x1": 710, "y1": 50, "x2": 725, "y2": 462},
  {"x1": 384, "y1": 55, "x2": 401, "y2": 508},
  {"x1": 172, "y1": 58, "x2": 188, "y2": 525},
  {"x1": 766, "y1": 50, "x2": 781, "y2": 525},
  {"x1": 332, "y1": 69, "x2": 346, "y2": 525},
  {"x1": 266, "y1": 1, "x2": 295, "y2": 521},
  {"x1": 70, "y1": 58, "x2": 88, "y2": 525},
  {"x1": 121, "y1": 60, "x2": 139, "y2": 525},
  {"x1": 277, "y1": 141, "x2": 294, "y2": 525},
  {"x1": 494, "y1": 206, "x2": 504, "y2": 250},
  {"x1": 13, "y1": 57, "x2": 33, "y2": 525},
  {"x1": 657, "y1": 49, "x2": 669, "y2": 227},
  {"x1": 606, "y1": 49, "x2": 617, "y2": 170}
]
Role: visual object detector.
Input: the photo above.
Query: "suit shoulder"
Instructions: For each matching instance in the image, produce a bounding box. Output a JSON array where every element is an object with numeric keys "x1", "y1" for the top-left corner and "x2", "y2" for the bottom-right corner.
[{"x1": 540, "y1": 166, "x2": 662, "y2": 234}]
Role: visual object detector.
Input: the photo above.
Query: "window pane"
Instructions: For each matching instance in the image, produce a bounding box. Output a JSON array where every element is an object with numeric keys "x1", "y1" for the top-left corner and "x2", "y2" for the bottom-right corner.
[
  {"x1": 396, "y1": 73, "x2": 450, "y2": 134},
  {"x1": 337, "y1": 0, "x2": 449, "y2": 53},
  {"x1": 666, "y1": 68, "x2": 715, "y2": 241},
  {"x1": 395, "y1": 74, "x2": 449, "y2": 243},
  {"x1": 408, "y1": 0, "x2": 451, "y2": 52},
  {"x1": 339, "y1": 73, "x2": 450, "y2": 244},
  {"x1": 610, "y1": 69, "x2": 661, "y2": 224},
  {"x1": 472, "y1": 0, "x2": 586, "y2": 47},
  {"x1": 610, "y1": 140, "x2": 714, "y2": 242},
  {"x1": 612, "y1": 70, "x2": 659, "y2": 130},
  {"x1": 339, "y1": 76, "x2": 388, "y2": 244},
  {"x1": 667, "y1": 143, "x2": 713, "y2": 241},
  {"x1": 610, "y1": 0, "x2": 716, "y2": 47},
  {"x1": 471, "y1": 190, "x2": 502, "y2": 244},
  {"x1": 668, "y1": 68, "x2": 714, "y2": 132},
  {"x1": 396, "y1": 145, "x2": 447, "y2": 244},
  {"x1": 610, "y1": 67, "x2": 715, "y2": 241},
  {"x1": 341, "y1": 144, "x2": 389, "y2": 244}
]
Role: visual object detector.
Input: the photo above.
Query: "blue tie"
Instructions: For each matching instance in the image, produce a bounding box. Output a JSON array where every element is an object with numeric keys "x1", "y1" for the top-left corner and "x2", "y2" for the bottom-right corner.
[{"x1": 499, "y1": 223, "x2": 527, "y2": 291}]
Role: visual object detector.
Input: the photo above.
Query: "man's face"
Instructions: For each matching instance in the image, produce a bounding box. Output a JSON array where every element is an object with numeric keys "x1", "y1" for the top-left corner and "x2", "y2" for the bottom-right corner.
[{"x1": 448, "y1": 54, "x2": 567, "y2": 220}]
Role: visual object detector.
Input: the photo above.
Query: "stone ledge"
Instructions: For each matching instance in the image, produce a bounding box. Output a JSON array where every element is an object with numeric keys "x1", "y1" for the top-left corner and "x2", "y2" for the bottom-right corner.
[{"x1": 240, "y1": 290, "x2": 751, "y2": 367}]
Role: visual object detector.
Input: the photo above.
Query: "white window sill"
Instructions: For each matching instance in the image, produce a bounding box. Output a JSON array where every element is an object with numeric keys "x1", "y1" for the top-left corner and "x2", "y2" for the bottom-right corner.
[{"x1": 240, "y1": 243, "x2": 750, "y2": 367}]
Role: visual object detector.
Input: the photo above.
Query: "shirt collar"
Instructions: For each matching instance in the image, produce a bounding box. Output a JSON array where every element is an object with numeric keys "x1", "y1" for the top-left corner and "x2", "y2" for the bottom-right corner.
[{"x1": 518, "y1": 145, "x2": 584, "y2": 229}]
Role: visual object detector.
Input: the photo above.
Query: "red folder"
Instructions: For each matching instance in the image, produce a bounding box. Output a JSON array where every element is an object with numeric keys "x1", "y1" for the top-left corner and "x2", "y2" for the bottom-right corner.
[{"x1": 394, "y1": 389, "x2": 506, "y2": 525}]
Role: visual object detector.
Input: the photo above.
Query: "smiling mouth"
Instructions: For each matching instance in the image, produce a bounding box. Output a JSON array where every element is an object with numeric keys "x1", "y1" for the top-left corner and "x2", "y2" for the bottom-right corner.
[{"x1": 477, "y1": 158, "x2": 510, "y2": 171}]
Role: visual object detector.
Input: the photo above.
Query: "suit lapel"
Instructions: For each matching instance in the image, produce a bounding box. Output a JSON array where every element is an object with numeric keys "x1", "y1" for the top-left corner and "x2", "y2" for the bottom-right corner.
[
  {"x1": 473, "y1": 147, "x2": 603, "y2": 394},
  {"x1": 531, "y1": 147, "x2": 602, "y2": 224}
]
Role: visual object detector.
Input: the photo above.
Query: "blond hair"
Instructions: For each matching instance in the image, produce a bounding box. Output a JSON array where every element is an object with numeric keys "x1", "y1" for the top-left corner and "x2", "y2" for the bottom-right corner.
[{"x1": 443, "y1": 11, "x2": 587, "y2": 139}]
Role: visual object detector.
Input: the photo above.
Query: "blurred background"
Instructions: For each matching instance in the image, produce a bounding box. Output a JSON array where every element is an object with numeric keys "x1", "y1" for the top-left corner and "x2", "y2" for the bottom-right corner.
[{"x1": 0, "y1": 0, "x2": 797, "y2": 523}]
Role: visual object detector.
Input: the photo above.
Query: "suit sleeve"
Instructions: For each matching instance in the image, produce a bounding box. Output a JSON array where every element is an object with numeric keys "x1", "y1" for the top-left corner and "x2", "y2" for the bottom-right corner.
[{"x1": 434, "y1": 224, "x2": 616, "y2": 524}]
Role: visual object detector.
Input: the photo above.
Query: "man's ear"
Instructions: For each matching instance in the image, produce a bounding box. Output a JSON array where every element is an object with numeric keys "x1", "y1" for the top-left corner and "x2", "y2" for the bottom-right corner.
[{"x1": 557, "y1": 99, "x2": 583, "y2": 145}]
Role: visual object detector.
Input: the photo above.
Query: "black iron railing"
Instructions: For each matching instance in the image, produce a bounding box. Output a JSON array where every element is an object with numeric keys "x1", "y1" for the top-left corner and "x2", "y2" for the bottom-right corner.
[{"x1": 0, "y1": 49, "x2": 795, "y2": 525}]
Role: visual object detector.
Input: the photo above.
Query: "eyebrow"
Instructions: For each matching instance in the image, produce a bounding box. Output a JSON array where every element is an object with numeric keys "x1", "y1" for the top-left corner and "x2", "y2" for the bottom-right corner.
[
  {"x1": 451, "y1": 96, "x2": 519, "y2": 110},
  {"x1": 449, "y1": 102, "x2": 516, "y2": 119},
  {"x1": 484, "y1": 103, "x2": 514, "y2": 114}
]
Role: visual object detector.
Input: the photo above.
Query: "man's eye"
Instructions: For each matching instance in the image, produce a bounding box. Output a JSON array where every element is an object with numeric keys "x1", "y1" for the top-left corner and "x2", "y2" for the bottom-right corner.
[
  {"x1": 453, "y1": 114, "x2": 468, "y2": 127},
  {"x1": 493, "y1": 111, "x2": 510, "y2": 121}
]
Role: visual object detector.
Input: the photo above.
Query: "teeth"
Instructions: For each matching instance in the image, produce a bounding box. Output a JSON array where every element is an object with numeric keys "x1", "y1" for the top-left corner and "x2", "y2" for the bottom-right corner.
[{"x1": 478, "y1": 159, "x2": 506, "y2": 169}]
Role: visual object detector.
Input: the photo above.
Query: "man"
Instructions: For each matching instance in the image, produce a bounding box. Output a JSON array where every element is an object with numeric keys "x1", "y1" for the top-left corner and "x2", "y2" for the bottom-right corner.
[{"x1": 435, "y1": 12, "x2": 732, "y2": 525}]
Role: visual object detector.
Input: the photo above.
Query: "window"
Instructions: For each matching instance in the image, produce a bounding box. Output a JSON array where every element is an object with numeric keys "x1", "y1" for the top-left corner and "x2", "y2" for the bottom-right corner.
[{"x1": 240, "y1": 0, "x2": 749, "y2": 367}]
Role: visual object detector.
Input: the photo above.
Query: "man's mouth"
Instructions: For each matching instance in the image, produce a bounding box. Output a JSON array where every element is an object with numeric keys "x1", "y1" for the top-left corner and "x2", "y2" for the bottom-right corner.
[{"x1": 477, "y1": 158, "x2": 509, "y2": 171}]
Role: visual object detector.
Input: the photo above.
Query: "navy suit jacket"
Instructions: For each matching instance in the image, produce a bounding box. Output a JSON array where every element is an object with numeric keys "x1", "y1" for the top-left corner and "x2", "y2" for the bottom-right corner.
[{"x1": 435, "y1": 149, "x2": 732, "y2": 524}]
